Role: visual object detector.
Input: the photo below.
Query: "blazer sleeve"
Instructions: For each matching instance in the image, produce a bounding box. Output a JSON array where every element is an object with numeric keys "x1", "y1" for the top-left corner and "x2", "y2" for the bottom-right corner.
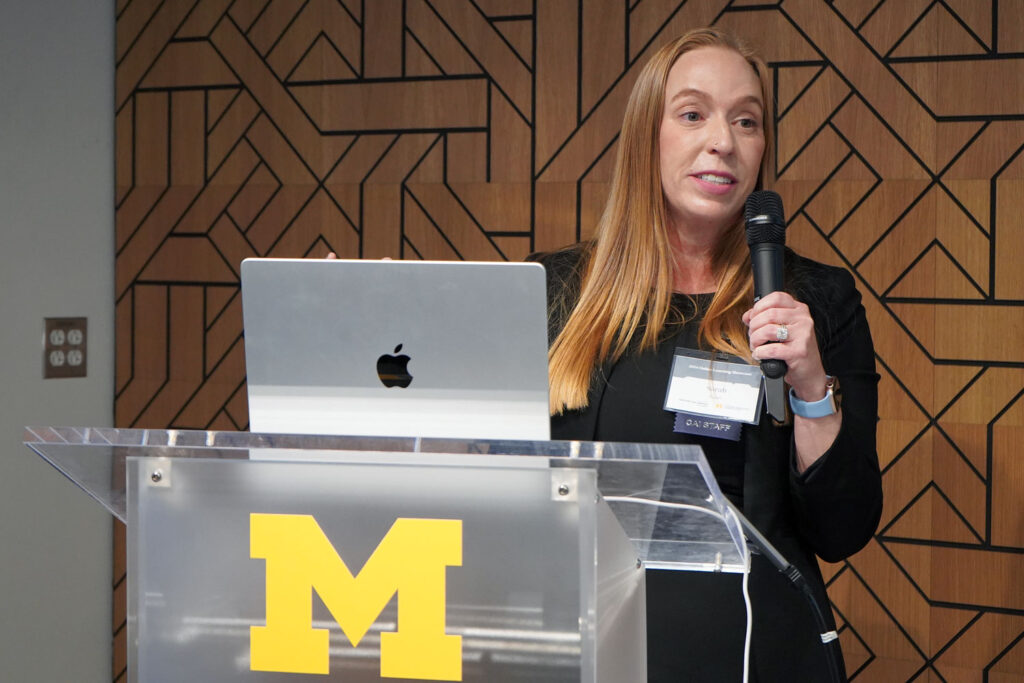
[
  {"x1": 526, "y1": 245, "x2": 604, "y2": 441},
  {"x1": 526, "y1": 245, "x2": 587, "y2": 345},
  {"x1": 788, "y1": 265, "x2": 883, "y2": 562}
]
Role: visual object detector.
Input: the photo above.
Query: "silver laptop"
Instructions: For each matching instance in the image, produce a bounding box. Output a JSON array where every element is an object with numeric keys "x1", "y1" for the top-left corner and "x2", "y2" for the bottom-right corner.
[{"x1": 240, "y1": 258, "x2": 550, "y2": 440}]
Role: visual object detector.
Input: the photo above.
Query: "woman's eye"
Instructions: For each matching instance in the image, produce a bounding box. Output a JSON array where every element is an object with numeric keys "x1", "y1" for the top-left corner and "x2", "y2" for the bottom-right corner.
[
  {"x1": 738, "y1": 118, "x2": 759, "y2": 129},
  {"x1": 681, "y1": 111, "x2": 701, "y2": 122}
]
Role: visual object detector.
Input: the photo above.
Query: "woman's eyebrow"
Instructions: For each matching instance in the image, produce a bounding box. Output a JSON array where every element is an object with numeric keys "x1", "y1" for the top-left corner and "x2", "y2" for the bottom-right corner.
[{"x1": 667, "y1": 88, "x2": 763, "y2": 111}]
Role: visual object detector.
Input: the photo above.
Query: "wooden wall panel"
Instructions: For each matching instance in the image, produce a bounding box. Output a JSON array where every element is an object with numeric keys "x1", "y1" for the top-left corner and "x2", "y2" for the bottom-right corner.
[{"x1": 113, "y1": 1, "x2": 1024, "y2": 680}]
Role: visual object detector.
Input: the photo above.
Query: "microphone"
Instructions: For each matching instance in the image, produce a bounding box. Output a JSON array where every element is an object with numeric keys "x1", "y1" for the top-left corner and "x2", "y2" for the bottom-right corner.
[{"x1": 744, "y1": 190, "x2": 787, "y2": 380}]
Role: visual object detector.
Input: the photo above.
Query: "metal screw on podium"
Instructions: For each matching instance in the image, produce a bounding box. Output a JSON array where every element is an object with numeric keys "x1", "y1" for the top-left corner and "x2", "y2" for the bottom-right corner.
[
  {"x1": 151, "y1": 470, "x2": 163, "y2": 483},
  {"x1": 557, "y1": 484, "x2": 570, "y2": 496}
]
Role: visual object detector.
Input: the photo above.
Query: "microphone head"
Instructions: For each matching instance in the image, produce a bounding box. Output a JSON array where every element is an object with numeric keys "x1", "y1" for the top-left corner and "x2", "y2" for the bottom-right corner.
[{"x1": 745, "y1": 190, "x2": 786, "y2": 245}]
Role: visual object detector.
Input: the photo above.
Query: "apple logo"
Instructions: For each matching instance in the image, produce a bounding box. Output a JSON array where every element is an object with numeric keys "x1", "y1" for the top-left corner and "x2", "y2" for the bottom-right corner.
[{"x1": 376, "y1": 344, "x2": 413, "y2": 388}]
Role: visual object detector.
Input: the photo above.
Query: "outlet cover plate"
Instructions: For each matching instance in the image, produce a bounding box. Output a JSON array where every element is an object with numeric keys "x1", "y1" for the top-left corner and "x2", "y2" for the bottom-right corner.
[{"x1": 44, "y1": 317, "x2": 87, "y2": 378}]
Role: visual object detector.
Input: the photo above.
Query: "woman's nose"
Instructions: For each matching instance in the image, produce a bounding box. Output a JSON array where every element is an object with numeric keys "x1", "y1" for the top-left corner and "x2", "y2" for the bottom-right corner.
[{"x1": 707, "y1": 118, "x2": 734, "y2": 154}]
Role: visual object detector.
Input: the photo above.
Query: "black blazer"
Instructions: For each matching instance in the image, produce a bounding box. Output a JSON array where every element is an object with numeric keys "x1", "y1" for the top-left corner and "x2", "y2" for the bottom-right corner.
[{"x1": 530, "y1": 244, "x2": 883, "y2": 682}]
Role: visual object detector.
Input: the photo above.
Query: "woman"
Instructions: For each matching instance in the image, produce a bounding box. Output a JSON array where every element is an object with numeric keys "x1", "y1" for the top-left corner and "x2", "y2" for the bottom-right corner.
[{"x1": 531, "y1": 28, "x2": 882, "y2": 681}]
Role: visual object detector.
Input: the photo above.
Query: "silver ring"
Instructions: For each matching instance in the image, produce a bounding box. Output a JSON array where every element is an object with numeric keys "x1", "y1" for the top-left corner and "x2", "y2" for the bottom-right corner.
[{"x1": 775, "y1": 323, "x2": 789, "y2": 342}]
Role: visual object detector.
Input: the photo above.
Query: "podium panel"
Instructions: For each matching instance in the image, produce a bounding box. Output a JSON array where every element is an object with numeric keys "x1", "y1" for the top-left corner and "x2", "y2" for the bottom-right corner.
[{"x1": 128, "y1": 456, "x2": 634, "y2": 682}]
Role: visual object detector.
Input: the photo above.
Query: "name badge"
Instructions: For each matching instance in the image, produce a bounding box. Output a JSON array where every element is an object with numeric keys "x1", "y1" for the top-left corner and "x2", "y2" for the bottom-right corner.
[{"x1": 663, "y1": 349, "x2": 763, "y2": 437}]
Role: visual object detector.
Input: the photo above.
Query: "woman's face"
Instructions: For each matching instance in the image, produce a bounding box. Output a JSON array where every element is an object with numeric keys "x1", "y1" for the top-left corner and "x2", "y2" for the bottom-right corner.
[{"x1": 658, "y1": 46, "x2": 765, "y2": 237}]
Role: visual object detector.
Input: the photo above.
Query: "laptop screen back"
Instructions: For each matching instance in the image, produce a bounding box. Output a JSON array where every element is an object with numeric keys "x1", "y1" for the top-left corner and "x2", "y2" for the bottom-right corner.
[{"x1": 240, "y1": 258, "x2": 551, "y2": 440}]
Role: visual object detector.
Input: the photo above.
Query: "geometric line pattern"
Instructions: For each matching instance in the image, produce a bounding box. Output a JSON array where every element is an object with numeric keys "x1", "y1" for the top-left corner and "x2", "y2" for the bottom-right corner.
[{"x1": 113, "y1": 1, "x2": 1024, "y2": 680}]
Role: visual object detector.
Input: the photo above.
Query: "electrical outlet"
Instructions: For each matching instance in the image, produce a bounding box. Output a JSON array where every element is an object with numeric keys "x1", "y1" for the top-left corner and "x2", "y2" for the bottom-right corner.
[{"x1": 44, "y1": 317, "x2": 87, "y2": 378}]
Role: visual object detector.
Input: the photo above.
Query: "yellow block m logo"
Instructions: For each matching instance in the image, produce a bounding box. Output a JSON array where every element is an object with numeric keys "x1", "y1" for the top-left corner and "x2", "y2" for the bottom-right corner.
[{"x1": 250, "y1": 513, "x2": 462, "y2": 680}]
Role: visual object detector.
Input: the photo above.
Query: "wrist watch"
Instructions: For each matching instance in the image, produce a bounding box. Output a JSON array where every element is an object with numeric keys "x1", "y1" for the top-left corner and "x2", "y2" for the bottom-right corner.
[{"x1": 789, "y1": 376, "x2": 839, "y2": 418}]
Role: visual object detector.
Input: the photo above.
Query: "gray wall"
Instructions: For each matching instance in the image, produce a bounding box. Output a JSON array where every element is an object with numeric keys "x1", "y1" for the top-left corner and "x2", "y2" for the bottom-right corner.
[{"x1": 0, "y1": 2, "x2": 114, "y2": 680}]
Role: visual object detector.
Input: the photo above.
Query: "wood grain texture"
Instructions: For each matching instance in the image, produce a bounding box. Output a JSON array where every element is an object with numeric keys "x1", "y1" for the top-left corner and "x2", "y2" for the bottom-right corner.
[{"x1": 113, "y1": 2, "x2": 1024, "y2": 680}]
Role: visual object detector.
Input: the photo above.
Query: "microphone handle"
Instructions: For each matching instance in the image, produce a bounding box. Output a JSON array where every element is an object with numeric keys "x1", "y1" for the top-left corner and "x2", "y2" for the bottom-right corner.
[
  {"x1": 762, "y1": 358, "x2": 787, "y2": 379},
  {"x1": 750, "y1": 242, "x2": 788, "y2": 380}
]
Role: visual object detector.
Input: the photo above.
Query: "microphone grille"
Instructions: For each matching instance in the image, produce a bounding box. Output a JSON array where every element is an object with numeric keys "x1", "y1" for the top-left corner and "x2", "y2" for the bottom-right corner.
[{"x1": 745, "y1": 190, "x2": 786, "y2": 245}]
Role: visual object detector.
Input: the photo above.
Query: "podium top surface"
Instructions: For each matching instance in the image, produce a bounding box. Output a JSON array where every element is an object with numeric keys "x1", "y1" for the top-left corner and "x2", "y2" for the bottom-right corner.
[{"x1": 24, "y1": 426, "x2": 747, "y2": 572}]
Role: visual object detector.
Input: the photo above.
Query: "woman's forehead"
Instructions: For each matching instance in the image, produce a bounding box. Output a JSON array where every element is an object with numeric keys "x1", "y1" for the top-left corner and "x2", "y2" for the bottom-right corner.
[{"x1": 664, "y1": 46, "x2": 763, "y2": 106}]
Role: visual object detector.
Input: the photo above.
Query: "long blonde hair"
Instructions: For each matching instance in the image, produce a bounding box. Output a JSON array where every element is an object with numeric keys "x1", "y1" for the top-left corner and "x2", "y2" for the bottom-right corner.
[{"x1": 548, "y1": 28, "x2": 775, "y2": 414}]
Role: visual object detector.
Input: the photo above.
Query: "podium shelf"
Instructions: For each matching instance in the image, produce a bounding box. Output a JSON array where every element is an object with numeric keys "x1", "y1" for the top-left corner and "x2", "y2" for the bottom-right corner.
[{"x1": 24, "y1": 426, "x2": 746, "y2": 573}]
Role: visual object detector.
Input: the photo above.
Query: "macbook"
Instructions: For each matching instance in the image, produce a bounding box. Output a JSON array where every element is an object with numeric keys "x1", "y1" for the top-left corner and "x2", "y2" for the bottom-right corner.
[{"x1": 240, "y1": 258, "x2": 551, "y2": 440}]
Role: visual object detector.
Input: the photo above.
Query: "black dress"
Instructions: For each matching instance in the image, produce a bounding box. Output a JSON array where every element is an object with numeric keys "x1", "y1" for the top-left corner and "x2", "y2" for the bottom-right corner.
[{"x1": 530, "y1": 245, "x2": 883, "y2": 683}]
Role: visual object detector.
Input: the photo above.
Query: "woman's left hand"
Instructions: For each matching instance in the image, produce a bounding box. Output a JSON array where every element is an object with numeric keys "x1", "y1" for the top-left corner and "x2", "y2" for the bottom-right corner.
[{"x1": 742, "y1": 290, "x2": 828, "y2": 401}]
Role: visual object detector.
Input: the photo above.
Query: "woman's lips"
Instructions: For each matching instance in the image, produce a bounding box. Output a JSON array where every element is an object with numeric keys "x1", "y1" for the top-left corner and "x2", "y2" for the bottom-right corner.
[{"x1": 691, "y1": 172, "x2": 737, "y2": 195}]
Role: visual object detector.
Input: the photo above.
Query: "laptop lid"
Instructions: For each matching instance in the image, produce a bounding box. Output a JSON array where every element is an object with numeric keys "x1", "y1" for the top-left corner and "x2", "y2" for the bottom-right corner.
[{"x1": 240, "y1": 258, "x2": 551, "y2": 440}]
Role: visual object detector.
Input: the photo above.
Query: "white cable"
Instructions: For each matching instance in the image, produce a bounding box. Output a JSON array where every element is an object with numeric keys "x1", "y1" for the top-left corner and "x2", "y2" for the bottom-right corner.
[
  {"x1": 724, "y1": 505, "x2": 753, "y2": 683},
  {"x1": 605, "y1": 497, "x2": 753, "y2": 681},
  {"x1": 601, "y1": 496, "x2": 727, "y2": 521},
  {"x1": 739, "y1": 525, "x2": 753, "y2": 683}
]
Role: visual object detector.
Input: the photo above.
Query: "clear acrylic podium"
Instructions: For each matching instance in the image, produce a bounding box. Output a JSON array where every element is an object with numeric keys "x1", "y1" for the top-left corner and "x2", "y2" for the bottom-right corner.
[{"x1": 24, "y1": 427, "x2": 748, "y2": 683}]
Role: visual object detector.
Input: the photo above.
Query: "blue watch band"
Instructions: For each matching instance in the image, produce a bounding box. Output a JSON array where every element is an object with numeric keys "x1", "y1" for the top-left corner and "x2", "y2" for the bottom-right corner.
[{"x1": 788, "y1": 381, "x2": 838, "y2": 418}]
